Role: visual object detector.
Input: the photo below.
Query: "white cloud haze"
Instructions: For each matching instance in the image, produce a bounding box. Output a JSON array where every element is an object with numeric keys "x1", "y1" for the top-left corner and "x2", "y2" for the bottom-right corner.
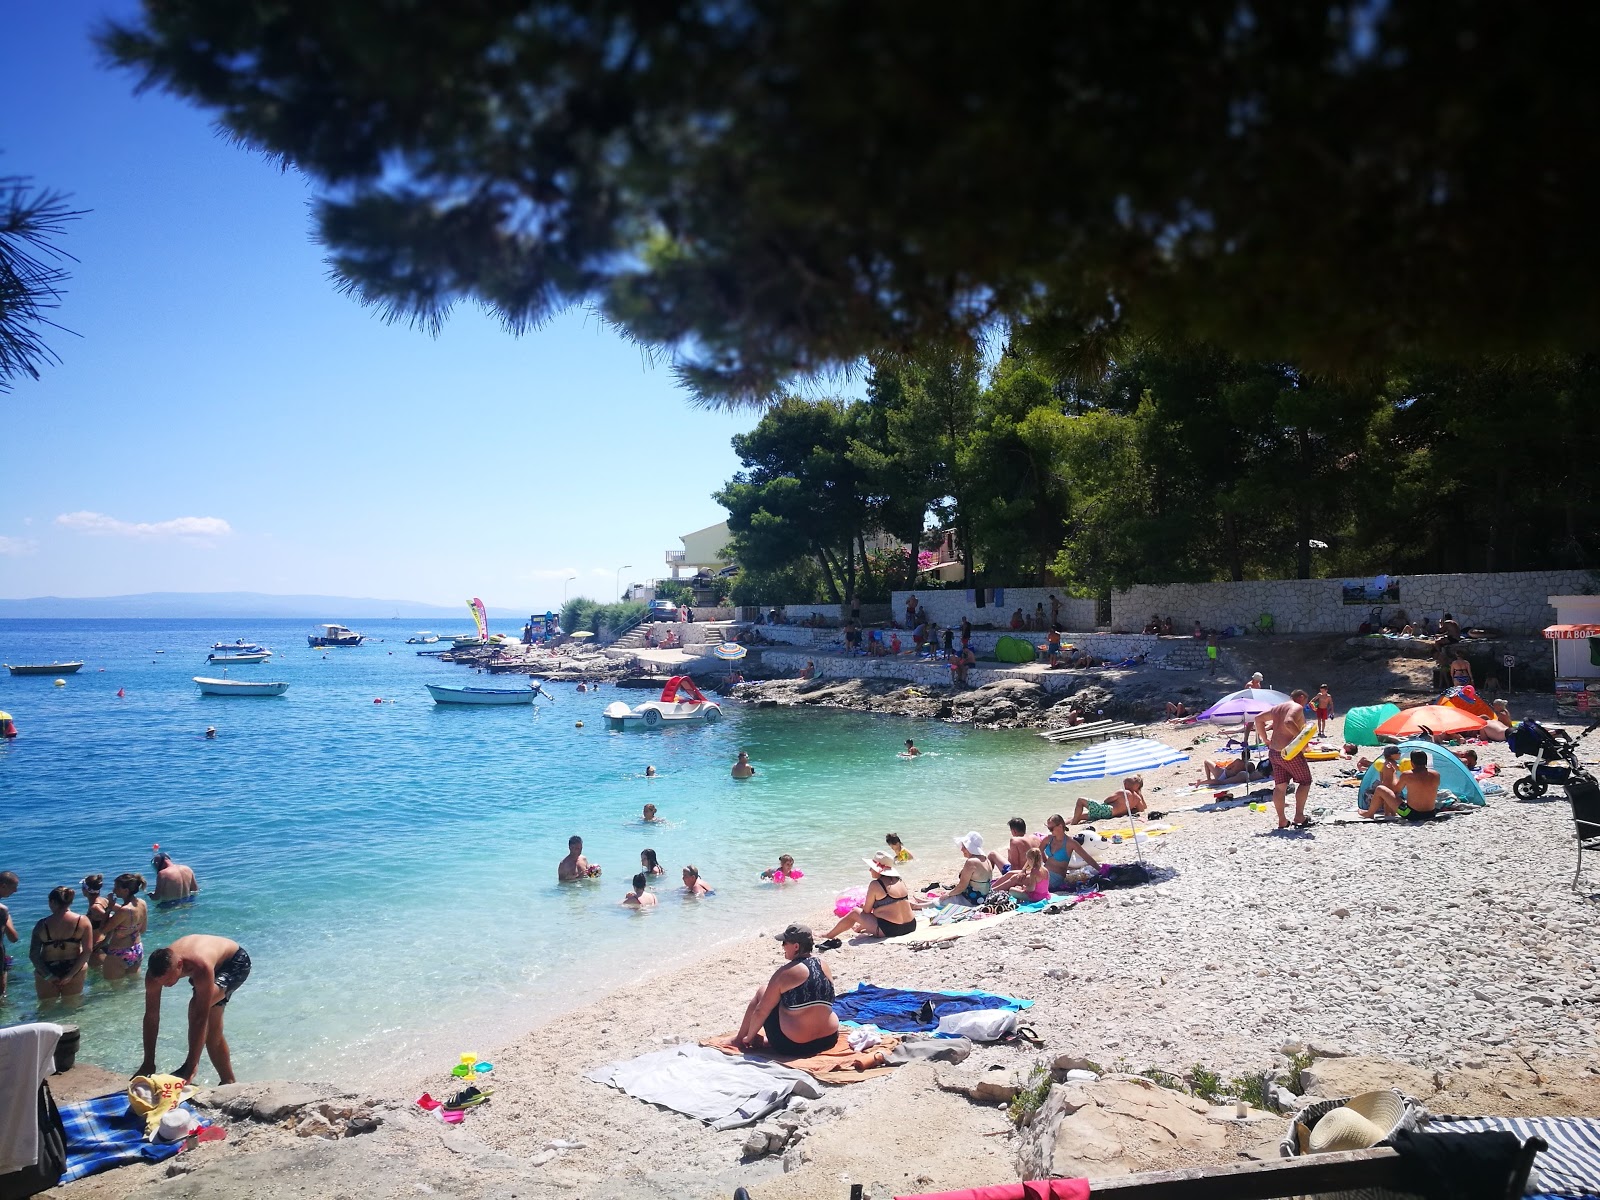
[
  {"x1": 0, "y1": 535, "x2": 37, "y2": 555},
  {"x1": 55, "y1": 512, "x2": 233, "y2": 540}
]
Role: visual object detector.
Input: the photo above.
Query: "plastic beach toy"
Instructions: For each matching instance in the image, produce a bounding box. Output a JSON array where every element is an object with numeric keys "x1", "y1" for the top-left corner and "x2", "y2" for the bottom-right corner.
[
  {"x1": 474, "y1": 1061, "x2": 493, "y2": 1073},
  {"x1": 834, "y1": 885, "x2": 868, "y2": 917},
  {"x1": 452, "y1": 1053, "x2": 477, "y2": 1078}
]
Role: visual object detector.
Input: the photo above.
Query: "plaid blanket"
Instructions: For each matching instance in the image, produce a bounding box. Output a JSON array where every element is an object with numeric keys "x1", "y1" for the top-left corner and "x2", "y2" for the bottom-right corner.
[{"x1": 58, "y1": 1092, "x2": 194, "y2": 1183}]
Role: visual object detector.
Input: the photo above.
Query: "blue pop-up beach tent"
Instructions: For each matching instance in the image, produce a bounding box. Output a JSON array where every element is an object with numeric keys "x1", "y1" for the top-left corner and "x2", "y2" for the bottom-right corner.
[{"x1": 1357, "y1": 741, "x2": 1486, "y2": 810}]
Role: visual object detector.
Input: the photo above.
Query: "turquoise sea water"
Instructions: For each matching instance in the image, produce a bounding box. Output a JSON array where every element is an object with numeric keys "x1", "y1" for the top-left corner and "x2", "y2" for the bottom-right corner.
[{"x1": 0, "y1": 618, "x2": 1082, "y2": 1085}]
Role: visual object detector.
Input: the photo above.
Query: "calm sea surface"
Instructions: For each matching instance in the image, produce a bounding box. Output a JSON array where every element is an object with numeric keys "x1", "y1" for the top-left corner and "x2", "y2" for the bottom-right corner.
[{"x1": 0, "y1": 618, "x2": 1085, "y2": 1085}]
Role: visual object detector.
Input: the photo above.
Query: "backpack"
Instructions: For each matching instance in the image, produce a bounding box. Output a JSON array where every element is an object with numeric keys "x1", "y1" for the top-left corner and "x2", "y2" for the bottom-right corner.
[{"x1": 0, "y1": 1081, "x2": 67, "y2": 1199}]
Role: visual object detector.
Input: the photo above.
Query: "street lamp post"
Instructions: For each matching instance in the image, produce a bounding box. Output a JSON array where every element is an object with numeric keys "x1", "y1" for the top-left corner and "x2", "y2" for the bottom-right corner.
[
  {"x1": 563, "y1": 575, "x2": 577, "y2": 603},
  {"x1": 616, "y1": 564, "x2": 632, "y2": 601}
]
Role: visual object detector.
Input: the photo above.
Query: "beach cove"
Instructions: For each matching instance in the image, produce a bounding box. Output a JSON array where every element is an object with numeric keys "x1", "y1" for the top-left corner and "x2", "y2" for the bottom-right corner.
[{"x1": 0, "y1": 617, "x2": 1104, "y2": 1085}]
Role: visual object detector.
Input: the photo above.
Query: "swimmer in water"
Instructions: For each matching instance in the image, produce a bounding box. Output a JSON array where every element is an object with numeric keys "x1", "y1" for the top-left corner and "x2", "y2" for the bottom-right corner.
[
  {"x1": 622, "y1": 873, "x2": 657, "y2": 908},
  {"x1": 732, "y1": 751, "x2": 756, "y2": 779},
  {"x1": 558, "y1": 836, "x2": 601, "y2": 882},
  {"x1": 204, "y1": 727, "x2": 216, "y2": 739},
  {"x1": 644, "y1": 765, "x2": 656, "y2": 778},
  {"x1": 151, "y1": 852, "x2": 200, "y2": 903},
  {"x1": 642, "y1": 803, "x2": 662, "y2": 823},
  {"x1": 760, "y1": 854, "x2": 802, "y2": 883},
  {"x1": 640, "y1": 848, "x2": 666, "y2": 876},
  {"x1": 682, "y1": 865, "x2": 714, "y2": 896},
  {"x1": 903, "y1": 739, "x2": 921, "y2": 757}
]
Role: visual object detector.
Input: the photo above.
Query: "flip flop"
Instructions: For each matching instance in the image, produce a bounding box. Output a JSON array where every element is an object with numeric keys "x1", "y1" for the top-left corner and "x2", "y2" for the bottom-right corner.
[
  {"x1": 443, "y1": 1085, "x2": 493, "y2": 1111},
  {"x1": 817, "y1": 937, "x2": 843, "y2": 951}
]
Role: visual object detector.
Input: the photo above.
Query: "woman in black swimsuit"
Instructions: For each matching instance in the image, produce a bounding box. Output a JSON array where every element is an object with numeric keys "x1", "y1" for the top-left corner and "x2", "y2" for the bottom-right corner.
[
  {"x1": 820, "y1": 853, "x2": 921, "y2": 946},
  {"x1": 31, "y1": 885, "x2": 93, "y2": 1003},
  {"x1": 82, "y1": 874, "x2": 110, "y2": 969},
  {"x1": 734, "y1": 924, "x2": 840, "y2": 1055}
]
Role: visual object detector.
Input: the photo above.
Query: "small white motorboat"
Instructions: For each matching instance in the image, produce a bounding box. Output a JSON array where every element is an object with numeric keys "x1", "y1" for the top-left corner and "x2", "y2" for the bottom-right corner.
[
  {"x1": 210, "y1": 641, "x2": 268, "y2": 655},
  {"x1": 406, "y1": 632, "x2": 440, "y2": 645},
  {"x1": 604, "y1": 675, "x2": 721, "y2": 730},
  {"x1": 208, "y1": 650, "x2": 272, "y2": 664},
  {"x1": 308, "y1": 624, "x2": 364, "y2": 647},
  {"x1": 194, "y1": 676, "x2": 289, "y2": 697},
  {"x1": 426, "y1": 682, "x2": 549, "y2": 706}
]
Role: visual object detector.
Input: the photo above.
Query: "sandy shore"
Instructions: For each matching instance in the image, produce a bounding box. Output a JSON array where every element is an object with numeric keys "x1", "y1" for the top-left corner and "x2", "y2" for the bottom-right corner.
[{"x1": 61, "y1": 690, "x2": 1600, "y2": 1200}]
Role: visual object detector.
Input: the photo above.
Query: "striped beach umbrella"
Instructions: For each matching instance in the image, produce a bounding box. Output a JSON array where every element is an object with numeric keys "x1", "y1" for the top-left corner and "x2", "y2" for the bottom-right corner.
[
  {"x1": 1048, "y1": 737, "x2": 1189, "y2": 784},
  {"x1": 711, "y1": 642, "x2": 748, "y2": 661}
]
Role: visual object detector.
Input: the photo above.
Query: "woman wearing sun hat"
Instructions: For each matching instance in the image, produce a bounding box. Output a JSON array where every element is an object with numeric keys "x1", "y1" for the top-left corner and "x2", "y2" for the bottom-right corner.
[
  {"x1": 936, "y1": 832, "x2": 996, "y2": 906},
  {"x1": 818, "y1": 852, "x2": 921, "y2": 947}
]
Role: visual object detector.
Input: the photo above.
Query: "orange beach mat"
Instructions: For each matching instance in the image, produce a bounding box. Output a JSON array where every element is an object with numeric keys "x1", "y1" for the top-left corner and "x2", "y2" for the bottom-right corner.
[{"x1": 703, "y1": 1029, "x2": 901, "y2": 1084}]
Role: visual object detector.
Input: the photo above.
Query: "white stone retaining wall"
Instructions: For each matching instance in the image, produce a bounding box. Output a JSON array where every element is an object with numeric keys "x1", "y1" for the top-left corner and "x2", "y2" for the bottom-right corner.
[
  {"x1": 1111, "y1": 570, "x2": 1595, "y2": 636},
  {"x1": 758, "y1": 649, "x2": 1081, "y2": 693},
  {"x1": 889, "y1": 588, "x2": 1100, "y2": 630},
  {"x1": 735, "y1": 603, "x2": 895, "y2": 626}
]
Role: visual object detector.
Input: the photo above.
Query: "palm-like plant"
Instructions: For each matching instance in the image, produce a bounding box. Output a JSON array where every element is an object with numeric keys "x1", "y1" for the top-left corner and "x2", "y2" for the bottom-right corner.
[{"x1": 0, "y1": 176, "x2": 83, "y2": 391}]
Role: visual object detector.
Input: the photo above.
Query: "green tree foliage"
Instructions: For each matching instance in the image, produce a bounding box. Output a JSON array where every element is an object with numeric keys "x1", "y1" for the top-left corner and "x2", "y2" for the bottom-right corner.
[
  {"x1": 561, "y1": 597, "x2": 645, "y2": 636},
  {"x1": 101, "y1": 4, "x2": 1600, "y2": 405},
  {"x1": 0, "y1": 177, "x2": 82, "y2": 391}
]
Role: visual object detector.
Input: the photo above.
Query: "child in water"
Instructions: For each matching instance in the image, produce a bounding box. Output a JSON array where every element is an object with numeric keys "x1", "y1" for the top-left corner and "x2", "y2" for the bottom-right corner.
[
  {"x1": 884, "y1": 833, "x2": 914, "y2": 863},
  {"x1": 760, "y1": 854, "x2": 803, "y2": 883},
  {"x1": 622, "y1": 873, "x2": 657, "y2": 908}
]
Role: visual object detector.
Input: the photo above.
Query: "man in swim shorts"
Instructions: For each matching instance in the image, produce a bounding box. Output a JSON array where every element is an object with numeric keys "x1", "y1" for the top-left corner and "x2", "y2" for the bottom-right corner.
[
  {"x1": 0, "y1": 871, "x2": 17, "y2": 999},
  {"x1": 1255, "y1": 689, "x2": 1312, "y2": 829},
  {"x1": 151, "y1": 852, "x2": 200, "y2": 903},
  {"x1": 1398, "y1": 749, "x2": 1441, "y2": 819},
  {"x1": 732, "y1": 751, "x2": 756, "y2": 778},
  {"x1": 558, "y1": 836, "x2": 600, "y2": 881},
  {"x1": 138, "y1": 934, "x2": 250, "y2": 1084}
]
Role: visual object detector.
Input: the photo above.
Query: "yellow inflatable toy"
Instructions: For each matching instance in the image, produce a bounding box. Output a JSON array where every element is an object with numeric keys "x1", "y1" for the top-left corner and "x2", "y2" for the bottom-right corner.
[{"x1": 1280, "y1": 720, "x2": 1317, "y2": 760}]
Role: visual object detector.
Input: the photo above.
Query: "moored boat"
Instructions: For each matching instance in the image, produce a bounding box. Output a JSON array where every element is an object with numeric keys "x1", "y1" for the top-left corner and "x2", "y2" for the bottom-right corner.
[
  {"x1": 210, "y1": 641, "x2": 268, "y2": 655},
  {"x1": 405, "y1": 632, "x2": 440, "y2": 644},
  {"x1": 425, "y1": 682, "x2": 547, "y2": 706},
  {"x1": 6, "y1": 662, "x2": 85, "y2": 676},
  {"x1": 207, "y1": 651, "x2": 272, "y2": 664},
  {"x1": 308, "y1": 624, "x2": 364, "y2": 648},
  {"x1": 194, "y1": 676, "x2": 289, "y2": 697}
]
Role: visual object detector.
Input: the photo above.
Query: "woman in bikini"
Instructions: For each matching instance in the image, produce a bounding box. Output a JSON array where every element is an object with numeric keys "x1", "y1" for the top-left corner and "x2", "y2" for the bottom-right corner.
[
  {"x1": 99, "y1": 873, "x2": 149, "y2": 982},
  {"x1": 820, "y1": 853, "x2": 922, "y2": 946},
  {"x1": 1039, "y1": 814, "x2": 1102, "y2": 891},
  {"x1": 735, "y1": 924, "x2": 840, "y2": 1056},
  {"x1": 992, "y1": 847, "x2": 1052, "y2": 903},
  {"x1": 82, "y1": 874, "x2": 111, "y2": 969},
  {"x1": 31, "y1": 885, "x2": 93, "y2": 1003}
]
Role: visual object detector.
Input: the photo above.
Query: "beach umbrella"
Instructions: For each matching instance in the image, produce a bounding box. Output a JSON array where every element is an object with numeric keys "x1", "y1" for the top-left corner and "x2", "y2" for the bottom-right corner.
[
  {"x1": 1048, "y1": 738, "x2": 1186, "y2": 871},
  {"x1": 1048, "y1": 737, "x2": 1190, "y2": 783},
  {"x1": 1374, "y1": 704, "x2": 1486, "y2": 739},
  {"x1": 1194, "y1": 688, "x2": 1292, "y2": 724},
  {"x1": 711, "y1": 642, "x2": 748, "y2": 661}
]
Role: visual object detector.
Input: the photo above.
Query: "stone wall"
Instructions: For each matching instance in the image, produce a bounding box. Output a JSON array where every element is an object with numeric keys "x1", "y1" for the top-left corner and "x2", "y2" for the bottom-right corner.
[
  {"x1": 1111, "y1": 570, "x2": 1595, "y2": 636},
  {"x1": 889, "y1": 588, "x2": 1100, "y2": 631},
  {"x1": 734, "y1": 603, "x2": 894, "y2": 627}
]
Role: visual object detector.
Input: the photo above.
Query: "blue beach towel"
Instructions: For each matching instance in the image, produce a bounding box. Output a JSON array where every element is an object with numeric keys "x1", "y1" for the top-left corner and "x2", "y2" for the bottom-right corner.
[
  {"x1": 58, "y1": 1092, "x2": 197, "y2": 1183},
  {"x1": 832, "y1": 984, "x2": 1031, "y2": 1033}
]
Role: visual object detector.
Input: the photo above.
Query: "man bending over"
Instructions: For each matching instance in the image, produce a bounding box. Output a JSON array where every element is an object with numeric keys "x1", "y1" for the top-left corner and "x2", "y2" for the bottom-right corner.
[{"x1": 138, "y1": 934, "x2": 250, "y2": 1084}]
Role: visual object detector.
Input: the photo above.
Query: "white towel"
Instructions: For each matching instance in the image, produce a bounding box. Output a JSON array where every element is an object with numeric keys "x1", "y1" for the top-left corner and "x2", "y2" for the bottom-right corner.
[
  {"x1": 0, "y1": 1022, "x2": 64, "y2": 1173},
  {"x1": 847, "y1": 1026, "x2": 883, "y2": 1052}
]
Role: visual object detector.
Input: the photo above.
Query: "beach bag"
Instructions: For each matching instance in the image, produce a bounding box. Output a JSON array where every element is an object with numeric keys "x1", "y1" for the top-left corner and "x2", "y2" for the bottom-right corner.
[
  {"x1": 976, "y1": 892, "x2": 1018, "y2": 916},
  {"x1": 0, "y1": 1082, "x2": 66, "y2": 1199},
  {"x1": 936, "y1": 1009, "x2": 1019, "y2": 1042}
]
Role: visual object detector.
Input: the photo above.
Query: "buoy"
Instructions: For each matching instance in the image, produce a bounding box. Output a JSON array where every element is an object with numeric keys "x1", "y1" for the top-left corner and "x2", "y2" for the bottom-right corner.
[
  {"x1": 374, "y1": 698, "x2": 383, "y2": 704},
  {"x1": 117, "y1": 688, "x2": 125, "y2": 698},
  {"x1": 53, "y1": 678, "x2": 66, "y2": 687},
  {"x1": 575, "y1": 720, "x2": 584, "y2": 728},
  {"x1": 0, "y1": 710, "x2": 16, "y2": 738}
]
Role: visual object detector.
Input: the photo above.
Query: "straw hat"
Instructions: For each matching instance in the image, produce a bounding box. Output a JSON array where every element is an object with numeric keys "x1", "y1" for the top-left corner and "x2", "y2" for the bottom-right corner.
[
  {"x1": 863, "y1": 852, "x2": 901, "y2": 878},
  {"x1": 954, "y1": 831, "x2": 985, "y2": 856},
  {"x1": 1307, "y1": 1091, "x2": 1406, "y2": 1153}
]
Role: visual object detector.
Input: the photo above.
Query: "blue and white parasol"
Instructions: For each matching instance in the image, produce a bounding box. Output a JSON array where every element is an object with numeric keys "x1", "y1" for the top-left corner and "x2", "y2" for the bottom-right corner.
[{"x1": 1048, "y1": 737, "x2": 1188, "y2": 784}]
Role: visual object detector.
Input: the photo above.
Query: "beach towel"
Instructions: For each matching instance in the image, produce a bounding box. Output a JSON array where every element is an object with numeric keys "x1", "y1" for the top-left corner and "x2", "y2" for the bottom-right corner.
[
  {"x1": 832, "y1": 984, "x2": 1031, "y2": 1033},
  {"x1": 1425, "y1": 1115, "x2": 1600, "y2": 1198},
  {"x1": 586, "y1": 1044, "x2": 823, "y2": 1129},
  {"x1": 702, "y1": 1029, "x2": 902, "y2": 1084},
  {"x1": 58, "y1": 1092, "x2": 197, "y2": 1183},
  {"x1": 0, "y1": 1023, "x2": 62, "y2": 1174}
]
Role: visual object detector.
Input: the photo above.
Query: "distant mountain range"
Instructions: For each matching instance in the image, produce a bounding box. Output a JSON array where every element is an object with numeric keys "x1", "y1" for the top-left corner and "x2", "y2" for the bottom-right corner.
[{"x1": 0, "y1": 592, "x2": 532, "y2": 620}]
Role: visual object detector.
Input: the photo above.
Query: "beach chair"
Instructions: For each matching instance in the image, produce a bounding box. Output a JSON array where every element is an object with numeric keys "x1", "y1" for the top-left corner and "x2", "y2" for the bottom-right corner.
[
  {"x1": 1255, "y1": 612, "x2": 1275, "y2": 635},
  {"x1": 1569, "y1": 773, "x2": 1600, "y2": 891}
]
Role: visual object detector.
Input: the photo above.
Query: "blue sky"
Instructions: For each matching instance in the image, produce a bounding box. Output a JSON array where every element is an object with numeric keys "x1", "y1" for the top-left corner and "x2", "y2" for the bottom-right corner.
[{"x1": 0, "y1": 2, "x2": 757, "y2": 610}]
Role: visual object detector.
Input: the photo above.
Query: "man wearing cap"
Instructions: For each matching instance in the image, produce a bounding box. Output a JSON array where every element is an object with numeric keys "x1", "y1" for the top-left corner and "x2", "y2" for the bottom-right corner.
[
  {"x1": 820, "y1": 853, "x2": 921, "y2": 945},
  {"x1": 1255, "y1": 689, "x2": 1312, "y2": 829},
  {"x1": 1362, "y1": 745, "x2": 1405, "y2": 819},
  {"x1": 734, "y1": 924, "x2": 840, "y2": 1055}
]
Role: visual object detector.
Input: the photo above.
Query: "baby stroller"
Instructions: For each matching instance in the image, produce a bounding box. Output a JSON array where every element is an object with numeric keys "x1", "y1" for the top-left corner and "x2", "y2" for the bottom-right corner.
[{"x1": 1505, "y1": 719, "x2": 1599, "y2": 800}]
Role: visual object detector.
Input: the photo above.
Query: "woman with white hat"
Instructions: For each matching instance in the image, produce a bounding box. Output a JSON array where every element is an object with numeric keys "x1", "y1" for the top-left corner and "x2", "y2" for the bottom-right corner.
[
  {"x1": 817, "y1": 852, "x2": 921, "y2": 948},
  {"x1": 935, "y1": 832, "x2": 995, "y2": 906}
]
